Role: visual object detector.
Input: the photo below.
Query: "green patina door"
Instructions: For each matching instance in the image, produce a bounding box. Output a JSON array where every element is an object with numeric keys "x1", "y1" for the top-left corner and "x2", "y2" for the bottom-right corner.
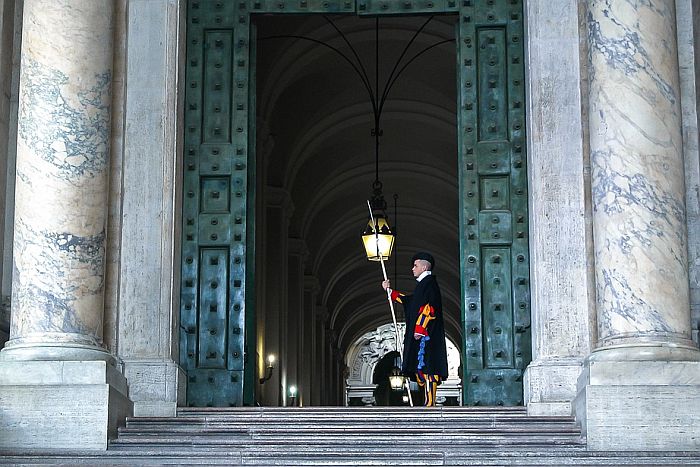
[
  {"x1": 180, "y1": 0, "x2": 255, "y2": 406},
  {"x1": 180, "y1": 0, "x2": 530, "y2": 407},
  {"x1": 457, "y1": 0, "x2": 531, "y2": 406}
]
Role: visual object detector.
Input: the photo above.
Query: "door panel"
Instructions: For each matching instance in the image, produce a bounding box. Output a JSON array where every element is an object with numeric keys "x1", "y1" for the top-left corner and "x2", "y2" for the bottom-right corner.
[
  {"x1": 458, "y1": 0, "x2": 531, "y2": 406},
  {"x1": 180, "y1": 0, "x2": 252, "y2": 407}
]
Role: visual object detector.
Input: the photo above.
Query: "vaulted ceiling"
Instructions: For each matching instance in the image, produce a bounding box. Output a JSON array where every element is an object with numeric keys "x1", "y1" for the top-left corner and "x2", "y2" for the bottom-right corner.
[{"x1": 254, "y1": 13, "x2": 461, "y2": 355}]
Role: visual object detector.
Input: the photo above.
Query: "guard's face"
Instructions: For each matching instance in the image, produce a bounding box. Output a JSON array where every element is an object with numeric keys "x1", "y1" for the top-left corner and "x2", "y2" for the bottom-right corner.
[{"x1": 412, "y1": 260, "x2": 427, "y2": 278}]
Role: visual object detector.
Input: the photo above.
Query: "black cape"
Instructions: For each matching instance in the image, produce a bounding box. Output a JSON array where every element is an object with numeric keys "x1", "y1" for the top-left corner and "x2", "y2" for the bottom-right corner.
[{"x1": 398, "y1": 274, "x2": 448, "y2": 380}]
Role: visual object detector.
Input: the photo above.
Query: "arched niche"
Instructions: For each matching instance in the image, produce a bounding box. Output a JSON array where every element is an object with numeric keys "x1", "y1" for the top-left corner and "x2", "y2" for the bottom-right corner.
[{"x1": 345, "y1": 322, "x2": 462, "y2": 406}]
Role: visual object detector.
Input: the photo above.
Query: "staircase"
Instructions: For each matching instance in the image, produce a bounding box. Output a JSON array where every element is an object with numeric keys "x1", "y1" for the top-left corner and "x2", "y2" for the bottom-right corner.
[{"x1": 2, "y1": 406, "x2": 700, "y2": 465}]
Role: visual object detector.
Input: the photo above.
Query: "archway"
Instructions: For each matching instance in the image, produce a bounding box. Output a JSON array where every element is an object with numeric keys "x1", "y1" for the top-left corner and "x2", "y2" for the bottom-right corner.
[
  {"x1": 178, "y1": 1, "x2": 530, "y2": 407},
  {"x1": 344, "y1": 323, "x2": 462, "y2": 406}
]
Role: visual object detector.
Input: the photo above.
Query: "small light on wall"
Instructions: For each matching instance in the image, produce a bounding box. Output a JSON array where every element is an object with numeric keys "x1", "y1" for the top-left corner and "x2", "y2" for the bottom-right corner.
[
  {"x1": 259, "y1": 353, "x2": 276, "y2": 384},
  {"x1": 289, "y1": 385, "x2": 298, "y2": 407}
]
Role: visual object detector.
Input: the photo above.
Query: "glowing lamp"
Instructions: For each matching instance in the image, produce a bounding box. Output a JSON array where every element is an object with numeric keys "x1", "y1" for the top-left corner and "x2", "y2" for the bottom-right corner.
[{"x1": 361, "y1": 207, "x2": 395, "y2": 261}]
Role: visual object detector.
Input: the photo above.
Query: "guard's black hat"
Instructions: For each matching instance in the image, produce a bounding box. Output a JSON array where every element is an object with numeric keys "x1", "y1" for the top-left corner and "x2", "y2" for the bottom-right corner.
[{"x1": 412, "y1": 252, "x2": 435, "y2": 269}]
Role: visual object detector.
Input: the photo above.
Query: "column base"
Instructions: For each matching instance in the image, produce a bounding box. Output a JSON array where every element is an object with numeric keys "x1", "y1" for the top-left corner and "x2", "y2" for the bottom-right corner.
[
  {"x1": 589, "y1": 341, "x2": 700, "y2": 362},
  {"x1": 524, "y1": 357, "x2": 583, "y2": 416},
  {"x1": 0, "y1": 333, "x2": 116, "y2": 364},
  {"x1": 574, "y1": 359, "x2": 700, "y2": 451},
  {"x1": 123, "y1": 359, "x2": 186, "y2": 416},
  {"x1": 0, "y1": 360, "x2": 133, "y2": 451}
]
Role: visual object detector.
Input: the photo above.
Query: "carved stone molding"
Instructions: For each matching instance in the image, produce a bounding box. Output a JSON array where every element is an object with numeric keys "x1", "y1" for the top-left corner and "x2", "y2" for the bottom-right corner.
[{"x1": 345, "y1": 323, "x2": 462, "y2": 406}]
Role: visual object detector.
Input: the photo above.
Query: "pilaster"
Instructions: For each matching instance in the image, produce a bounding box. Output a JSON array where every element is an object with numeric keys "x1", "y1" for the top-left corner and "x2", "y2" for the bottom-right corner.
[
  {"x1": 286, "y1": 238, "x2": 307, "y2": 405},
  {"x1": 117, "y1": 0, "x2": 185, "y2": 418},
  {"x1": 304, "y1": 275, "x2": 320, "y2": 405},
  {"x1": 0, "y1": 0, "x2": 21, "y2": 347},
  {"x1": 260, "y1": 186, "x2": 293, "y2": 406},
  {"x1": 677, "y1": 0, "x2": 700, "y2": 347},
  {"x1": 0, "y1": 1, "x2": 17, "y2": 346},
  {"x1": 523, "y1": 0, "x2": 592, "y2": 416}
]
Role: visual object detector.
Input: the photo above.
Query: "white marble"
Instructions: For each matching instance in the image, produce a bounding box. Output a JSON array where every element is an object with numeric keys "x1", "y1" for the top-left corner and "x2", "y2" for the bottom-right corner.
[
  {"x1": 3, "y1": 0, "x2": 114, "y2": 360},
  {"x1": 0, "y1": 360, "x2": 132, "y2": 451},
  {"x1": 587, "y1": 0, "x2": 696, "y2": 354},
  {"x1": 123, "y1": 360, "x2": 185, "y2": 417},
  {"x1": 575, "y1": 360, "x2": 700, "y2": 450},
  {"x1": 523, "y1": 0, "x2": 592, "y2": 414},
  {"x1": 573, "y1": 0, "x2": 700, "y2": 451}
]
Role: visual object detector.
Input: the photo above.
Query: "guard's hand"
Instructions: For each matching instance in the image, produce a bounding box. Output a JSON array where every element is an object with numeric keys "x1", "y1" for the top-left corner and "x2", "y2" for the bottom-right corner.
[
  {"x1": 382, "y1": 280, "x2": 391, "y2": 290},
  {"x1": 414, "y1": 333, "x2": 423, "y2": 340}
]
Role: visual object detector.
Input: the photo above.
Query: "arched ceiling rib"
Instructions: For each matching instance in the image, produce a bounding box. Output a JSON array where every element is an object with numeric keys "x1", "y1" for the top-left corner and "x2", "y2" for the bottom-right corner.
[{"x1": 257, "y1": 15, "x2": 457, "y2": 119}]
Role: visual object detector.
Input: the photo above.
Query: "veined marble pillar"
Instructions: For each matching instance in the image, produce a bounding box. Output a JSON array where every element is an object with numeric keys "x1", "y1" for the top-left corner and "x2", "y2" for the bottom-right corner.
[
  {"x1": 3, "y1": 0, "x2": 114, "y2": 361},
  {"x1": 587, "y1": 0, "x2": 696, "y2": 361},
  {"x1": 0, "y1": 0, "x2": 132, "y2": 451},
  {"x1": 575, "y1": 0, "x2": 700, "y2": 451}
]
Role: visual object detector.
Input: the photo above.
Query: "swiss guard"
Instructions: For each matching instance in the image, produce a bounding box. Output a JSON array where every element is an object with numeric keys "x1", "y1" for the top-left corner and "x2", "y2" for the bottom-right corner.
[{"x1": 382, "y1": 252, "x2": 448, "y2": 406}]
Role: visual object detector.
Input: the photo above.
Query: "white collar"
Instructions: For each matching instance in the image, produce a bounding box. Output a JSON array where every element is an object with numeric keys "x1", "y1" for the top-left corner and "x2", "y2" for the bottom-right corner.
[{"x1": 416, "y1": 270, "x2": 432, "y2": 282}]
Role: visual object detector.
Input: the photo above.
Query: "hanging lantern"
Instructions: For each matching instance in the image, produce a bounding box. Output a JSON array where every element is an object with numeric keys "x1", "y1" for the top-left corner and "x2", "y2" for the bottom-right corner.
[
  {"x1": 361, "y1": 209, "x2": 395, "y2": 261},
  {"x1": 388, "y1": 367, "x2": 404, "y2": 391},
  {"x1": 362, "y1": 181, "x2": 395, "y2": 261}
]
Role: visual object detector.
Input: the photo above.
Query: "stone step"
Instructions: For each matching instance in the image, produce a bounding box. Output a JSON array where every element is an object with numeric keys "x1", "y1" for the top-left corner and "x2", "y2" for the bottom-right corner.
[
  {"x1": 109, "y1": 434, "x2": 583, "y2": 448},
  {"x1": 110, "y1": 406, "x2": 584, "y2": 461},
  {"x1": 56, "y1": 407, "x2": 686, "y2": 465},
  {"x1": 126, "y1": 416, "x2": 575, "y2": 426},
  {"x1": 150, "y1": 414, "x2": 573, "y2": 422},
  {"x1": 119, "y1": 426, "x2": 581, "y2": 441},
  {"x1": 176, "y1": 406, "x2": 529, "y2": 416},
  {"x1": 117, "y1": 424, "x2": 582, "y2": 436},
  {"x1": 6, "y1": 447, "x2": 700, "y2": 466}
]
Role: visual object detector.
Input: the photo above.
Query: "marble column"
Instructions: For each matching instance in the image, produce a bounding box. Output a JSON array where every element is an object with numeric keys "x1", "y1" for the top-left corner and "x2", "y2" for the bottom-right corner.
[
  {"x1": 575, "y1": 0, "x2": 700, "y2": 451},
  {"x1": 0, "y1": 0, "x2": 132, "y2": 451},
  {"x1": 587, "y1": 0, "x2": 696, "y2": 361},
  {"x1": 3, "y1": 0, "x2": 114, "y2": 361}
]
